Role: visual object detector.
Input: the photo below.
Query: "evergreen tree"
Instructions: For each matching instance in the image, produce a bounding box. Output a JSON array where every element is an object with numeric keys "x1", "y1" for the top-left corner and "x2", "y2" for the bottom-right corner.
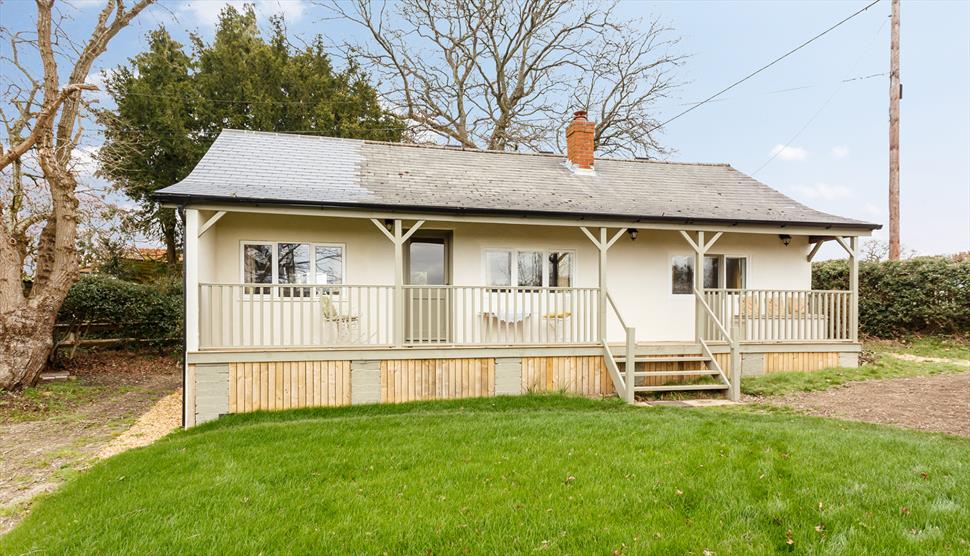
[{"x1": 99, "y1": 6, "x2": 404, "y2": 264}]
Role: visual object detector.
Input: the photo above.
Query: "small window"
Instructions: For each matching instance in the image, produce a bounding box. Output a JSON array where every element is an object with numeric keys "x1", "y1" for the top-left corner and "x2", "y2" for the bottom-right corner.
[
  {"x1": 314, "y1": 246, "x2": 344, "y2": 285},
  {"x1": 517, "y1": 251, "x2": 543, "y2": 287},
  {"x1": 703, "y1": 255, "x2": 720, "y2": 289},
  {"x1": 726, "y1": 257, "x2": 746, "y2": 289},
  {"x1": 278, "y1": 243, "x2": 311, "y2": 284},
  {"x1": 243, "y1": 244, "x2": 272, "y2": 294},
  {"x1": 486, "y1": 250, "x2": 512, "y2": 287},
  {"x1": 671, "y1": 255, "x2": 693, "y2": 294},
  {"x1": 548, "y1": 252, "x2": 572, "y2": 287}
]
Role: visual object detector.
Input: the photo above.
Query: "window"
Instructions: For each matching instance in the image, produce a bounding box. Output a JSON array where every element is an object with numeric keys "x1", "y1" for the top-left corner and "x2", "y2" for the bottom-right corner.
[
  {"x1": 703, "y1": 255, "x2": 720, "y2": 289},
  {"x1": 671, "y1": 255, "x2": 693, "y2": 294},
  {"x1": 672, "y1": 254, "x2": 747, "y2": 294},
  {"x1": 548, "y1": 252, "x2": 573, "y2": 287},
  {"x1": 486, "y1": 249, "x2": 575, "y2": 287},
  {"x1": 241, "y1": 242, "x2": 344, "y2": 295},
  {"x1": 670, "y1": 255, "x2": 748, "y2": 294},
  {"x1": 517, "y1": 251, "x2": 543, "y2": 287},
  {"x1": 486, "y1": 250, "x2": 512, "y2": 287},
  {"x1": 725, "y1": 257, "x2": 747, "y2": 289},
  {"x1": 243, "y1": 244, "x2": 273, "y2": 285}
]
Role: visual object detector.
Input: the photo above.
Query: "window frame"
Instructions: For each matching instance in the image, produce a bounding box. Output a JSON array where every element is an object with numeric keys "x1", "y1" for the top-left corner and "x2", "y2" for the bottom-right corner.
[
  {"x1": 239, "y1": 240, "x2": 347, "y2": 296},
  {"x1": 670, "y1": 253, "x2": 749, "y2": 295},
  {"x1": 483, "y1": 247, "x2": 577, "y2": 288}
]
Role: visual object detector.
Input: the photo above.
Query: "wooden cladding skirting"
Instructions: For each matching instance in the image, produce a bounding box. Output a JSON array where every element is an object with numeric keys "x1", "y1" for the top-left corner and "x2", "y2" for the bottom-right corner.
[
  {"x1": 228, "y1": 361, "x2": 351, "y2": 413},
  {"x1": 380, "y1": 358, "x2": 495, "y2": 403},
  {"x1": 764, "y1": 352, "x2": 839, "y2": 373},
  {"x1": 522, "y1": 356, "x2": 613, "y2": 396}
]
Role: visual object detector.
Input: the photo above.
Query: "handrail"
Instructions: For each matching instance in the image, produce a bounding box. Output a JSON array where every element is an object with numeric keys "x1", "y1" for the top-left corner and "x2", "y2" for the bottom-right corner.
[
  {"x1": 693, "y1": 287, "x2": 732, "y2": 341},
  {"x1": 697, "y1": 338, "x2": 730, "y2": 386},
  {"x1": 605, "y1": 291, "x2": 628, "y2": 330},
  {"x1": 601, "y1": 341, "x2": 627, "y2": 394},
  {"x1": 702, "y1": 288, "x2": 850, "y2": 294},
  {"x1": 603, "y1": 289, "x2": 635, "y2": 403}
]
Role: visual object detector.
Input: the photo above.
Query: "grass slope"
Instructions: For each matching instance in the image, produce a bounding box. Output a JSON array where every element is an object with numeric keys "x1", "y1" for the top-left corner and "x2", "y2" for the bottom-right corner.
[{"x1": 3, "y1": 396, "x2": 968, "y2": 555}]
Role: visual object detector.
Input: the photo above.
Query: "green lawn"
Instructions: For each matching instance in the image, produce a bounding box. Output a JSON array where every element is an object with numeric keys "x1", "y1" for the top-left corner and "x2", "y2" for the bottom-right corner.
[
  {"x1": 741, "y1": 338, "x2": 969, "y2": 398},
  {"x1": 741, "y1": 351, "x2": 968, "y2": 398},
  {"x1": 3, "y1": 396, "x2": 968, "y2": 555},
  {"x1": 869, "y1": 336, "x2": 970, "y2": 361}
]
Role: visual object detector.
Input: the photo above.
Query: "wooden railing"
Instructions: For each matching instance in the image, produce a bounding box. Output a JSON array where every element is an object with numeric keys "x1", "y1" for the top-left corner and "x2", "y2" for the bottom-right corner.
[
  {"x1": 199, "y1": 284, "x2": 394, "y2": 348},
  {"x1": 602, "y1": 291, "x2": 634, "y2": 402},
  {"x1": 702, "y1": 289, "x2": 853, "y2": 342},
  {"x1": 694, "y1": 288, "x2": 737, "y2": 399},
  {"x1": 199, "y1": 283, "x2": 599, "y2": 349},
  {"x1": 401, "y1": 285, "x2": 600, "y2": 346}
]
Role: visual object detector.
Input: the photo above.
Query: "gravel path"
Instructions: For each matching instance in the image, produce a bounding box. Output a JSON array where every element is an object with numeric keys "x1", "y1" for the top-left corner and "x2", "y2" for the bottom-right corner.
[
  {"x1": 764, "y1": 371, "x2": 970, "y2": 437},
  {"x1": 0, "y1": 352, "x2": 180, "y2": 535},
  {"x1": 98, "y1": 390, "x2": 182, "y2": 459}
]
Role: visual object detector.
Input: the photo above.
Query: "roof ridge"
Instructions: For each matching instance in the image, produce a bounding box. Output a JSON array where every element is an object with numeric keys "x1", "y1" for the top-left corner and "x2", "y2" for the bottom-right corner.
[
  {"x1": 362, "y1": 139, "x2": 732, "y2": 167},
  {"x1": 218, "y1": 128, "x2": 729, "y2": 167}
]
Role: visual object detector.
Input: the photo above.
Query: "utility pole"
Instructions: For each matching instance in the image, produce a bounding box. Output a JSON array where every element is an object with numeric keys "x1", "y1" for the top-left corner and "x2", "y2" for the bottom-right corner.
[{"x1": 888, "y1": 0, "x2": 901, "y2": 260}]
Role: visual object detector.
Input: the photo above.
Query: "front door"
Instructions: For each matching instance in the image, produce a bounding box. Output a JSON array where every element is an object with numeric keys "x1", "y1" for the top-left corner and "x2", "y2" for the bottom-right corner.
[{"x1": 405, "y1": 233, "x2": 452, "y2": 343}]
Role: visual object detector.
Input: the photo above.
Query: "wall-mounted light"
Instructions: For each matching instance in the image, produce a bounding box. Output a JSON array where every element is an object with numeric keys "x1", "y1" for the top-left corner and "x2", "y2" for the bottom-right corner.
[
  {"x1": 779, "y1": 234, "x2": 792, "y2": 246},
  {"x1": 383, "y1": 218, "x2": 394, "y2": 232},
  {"x1": 628, "y1": 228, "x2": 638, "y2": 241}
]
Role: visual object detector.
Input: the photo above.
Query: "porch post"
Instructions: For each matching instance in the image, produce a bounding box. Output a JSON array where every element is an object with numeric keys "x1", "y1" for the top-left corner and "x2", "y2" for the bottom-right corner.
[
  {"x1": 598, "y1": 227, "x2": 608, "y2": 342},
  {"x1": 849, "y1": 236, "x2": 859, "y2": 342},
  {"x1": 393, "y1": 219, "x2": 405, "y2": 347},
  {"x1": 185, "y1": 209, "x2": 200, "y2": 353},
  {"x1": 183, "y1": 208, "x2": 199, "y2": 427},
  {"x1": 694, "y1": 231, "x2": 705, "y2": 342}
]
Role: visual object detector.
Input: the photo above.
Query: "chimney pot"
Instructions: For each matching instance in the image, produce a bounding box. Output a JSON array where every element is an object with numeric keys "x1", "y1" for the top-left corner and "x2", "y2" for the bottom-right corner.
[{"x1": 566, "y1": 110, "x2": 596, "y2": 171}]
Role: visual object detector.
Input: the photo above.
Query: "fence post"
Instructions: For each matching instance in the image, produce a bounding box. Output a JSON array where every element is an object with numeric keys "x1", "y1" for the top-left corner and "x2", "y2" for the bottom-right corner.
[
  {"x1": 625, "y1": 326, "x2": 636, "y2": 403},
  {"x1": 730, "y1": 321, "x2": 741, "y2": 402}
]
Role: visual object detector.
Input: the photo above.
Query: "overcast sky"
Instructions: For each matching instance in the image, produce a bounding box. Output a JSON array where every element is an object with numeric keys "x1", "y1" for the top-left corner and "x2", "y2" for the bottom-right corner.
[{"x1": 3, "y1": 0, "x2": 968, "y2": 258}]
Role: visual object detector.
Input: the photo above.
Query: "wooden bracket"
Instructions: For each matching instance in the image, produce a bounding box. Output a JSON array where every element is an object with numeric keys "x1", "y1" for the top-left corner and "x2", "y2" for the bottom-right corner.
[
  {"x1": 834, "y1": 236, "x2": 855, "y2": 257},
  {"x1": 197, "y1": 211, "x2": 226, "y2": 238},
  {"x1": 806, "y1": 241, "x2": 825, "y2": 262}
]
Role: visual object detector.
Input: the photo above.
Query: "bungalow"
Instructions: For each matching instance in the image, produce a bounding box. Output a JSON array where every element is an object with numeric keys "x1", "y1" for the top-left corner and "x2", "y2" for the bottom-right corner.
[{"x1": 156, "y1": 111, "x2": 879, "y2": 426}]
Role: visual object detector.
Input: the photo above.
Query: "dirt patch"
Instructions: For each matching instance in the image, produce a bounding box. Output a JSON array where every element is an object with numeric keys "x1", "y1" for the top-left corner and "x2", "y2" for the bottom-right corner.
[
  {"x1": 0, "y1": 351, "x2": 180, "y2": 534},
  {"x1": 762, "y1": 372, "x2": 970, "y2": 437}
]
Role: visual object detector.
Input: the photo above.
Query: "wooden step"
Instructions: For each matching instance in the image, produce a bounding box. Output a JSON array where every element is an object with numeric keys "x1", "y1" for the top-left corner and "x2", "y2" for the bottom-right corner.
[
  {"x1": 614, "y1": 355, "x2": 711, "y2": 363},
  {"x1": 634, "y1": 369, "x2": 720, "y2": 377},
  {"x1": 634, "y1": 383, "x2": 729, "y2": 393}
]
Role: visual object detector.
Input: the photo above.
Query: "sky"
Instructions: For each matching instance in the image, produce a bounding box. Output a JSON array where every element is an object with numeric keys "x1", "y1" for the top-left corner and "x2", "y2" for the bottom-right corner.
[{"x1": 1, "y1": 0, "x2": 968, "y2": 259}]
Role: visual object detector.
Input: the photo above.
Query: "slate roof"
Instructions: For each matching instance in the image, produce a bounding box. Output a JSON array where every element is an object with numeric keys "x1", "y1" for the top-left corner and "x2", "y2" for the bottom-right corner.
[{"x1": 155, "y1": 129, "x2": 878, "y2": 230}]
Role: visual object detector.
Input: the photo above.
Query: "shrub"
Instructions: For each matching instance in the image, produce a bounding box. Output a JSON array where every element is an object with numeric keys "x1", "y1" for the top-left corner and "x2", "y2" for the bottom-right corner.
[
  {"x1": 58, "y1": 275, "x2": 183, "y2": 345},
  {"x1": 813, "y1": 255, "x2": 970, "y2": 338}
]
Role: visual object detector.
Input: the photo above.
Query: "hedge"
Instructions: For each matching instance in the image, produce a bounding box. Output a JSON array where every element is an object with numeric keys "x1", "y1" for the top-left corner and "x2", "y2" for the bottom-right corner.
[
  {"x1": 813, "y1": 255, "x2": 970, "y2": 338},
  {"x1": 58, "y1": 275, "x2": 183, "y2": 345}
]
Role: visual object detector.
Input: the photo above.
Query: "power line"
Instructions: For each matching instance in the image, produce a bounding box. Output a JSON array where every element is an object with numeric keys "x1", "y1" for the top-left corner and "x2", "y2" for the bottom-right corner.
[
  {"x1": 637, "y1": 0, "x2": 883, "y2": 139},
  {"x1": 752, "y1": 15, "x2": 889, "y2": 175}
]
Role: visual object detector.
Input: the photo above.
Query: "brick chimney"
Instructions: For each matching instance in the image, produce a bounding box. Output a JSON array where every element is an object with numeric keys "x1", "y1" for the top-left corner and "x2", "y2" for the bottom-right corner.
[{"x1": 565, "y1": 110, "x2": 596, "y2": 172}]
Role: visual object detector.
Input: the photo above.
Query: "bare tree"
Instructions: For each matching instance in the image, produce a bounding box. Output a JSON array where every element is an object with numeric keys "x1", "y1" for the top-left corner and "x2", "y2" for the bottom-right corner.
[
  {"x1": 0, "y1": 0, "x2": 154, "y2": 390},
  {"x1": 324, "y1": 0, "x2": 683, "y2": 157}
]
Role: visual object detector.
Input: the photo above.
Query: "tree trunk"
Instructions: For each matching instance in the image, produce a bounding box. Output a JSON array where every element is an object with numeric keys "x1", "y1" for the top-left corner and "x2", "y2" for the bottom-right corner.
[
  {"x1": 163, "y1": 221, "x2": 178, "y2": 266},
  {"x1": 0, "y1": 304, "x2": 58, "y2": 389}
]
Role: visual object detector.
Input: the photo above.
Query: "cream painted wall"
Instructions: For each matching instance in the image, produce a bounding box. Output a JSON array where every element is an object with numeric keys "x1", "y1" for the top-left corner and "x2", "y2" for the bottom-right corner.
[{"x1": 198, "y1": 211, "x2": 813, "y2": 343}]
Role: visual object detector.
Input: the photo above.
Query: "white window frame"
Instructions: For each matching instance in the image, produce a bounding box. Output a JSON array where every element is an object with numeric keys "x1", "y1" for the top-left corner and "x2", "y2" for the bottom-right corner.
[
  {"x1": 483, "y1": 248, "x2": 577, "y2": 288},
  {"x1": 720, "y1": 254, "x2": 749, "y2": 290},
  {"x1": 239, "y1": 241, "x2": 347, "y2": 295},
  {"x1": 669, "y1": 253, "x2": 695, "y2": 296},
  {"x1": 668, "y1": 253, "x2": 749, "y2": 294}
]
